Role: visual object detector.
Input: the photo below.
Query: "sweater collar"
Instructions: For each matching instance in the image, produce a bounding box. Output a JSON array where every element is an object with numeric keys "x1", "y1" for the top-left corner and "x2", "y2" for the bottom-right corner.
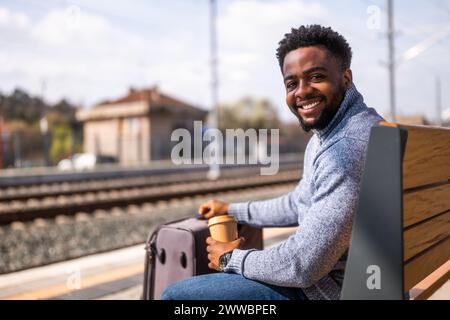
[{"x1": 313, "y1": 84, "x2": 363, "y2": 141}]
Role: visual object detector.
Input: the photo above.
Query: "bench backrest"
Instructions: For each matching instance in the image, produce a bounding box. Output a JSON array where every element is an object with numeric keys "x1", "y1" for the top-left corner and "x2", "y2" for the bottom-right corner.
[{"x1": 341, "y1": 122, "x2": 450, "y2": 300}]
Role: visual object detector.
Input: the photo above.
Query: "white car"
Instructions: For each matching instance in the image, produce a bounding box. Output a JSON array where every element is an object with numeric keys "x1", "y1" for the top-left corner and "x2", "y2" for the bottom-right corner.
[{"x1": 57, "y1": 153, "x2": 98, "y2": 171}]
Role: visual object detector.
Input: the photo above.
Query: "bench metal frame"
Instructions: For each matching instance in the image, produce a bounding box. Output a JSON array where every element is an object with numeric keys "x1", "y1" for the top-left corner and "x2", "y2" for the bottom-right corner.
[{"x1": 341, "y1": 125, "x2": 408, "y2": 299}]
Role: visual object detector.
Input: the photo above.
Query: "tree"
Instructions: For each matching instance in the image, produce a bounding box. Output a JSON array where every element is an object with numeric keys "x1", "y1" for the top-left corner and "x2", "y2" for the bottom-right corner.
[
  {"x1": 0, "y1": 88, "x2": 47, "y2": 123},
  {"x1": 218, "y1": 97, "x2": 280, "y2": 131},
  {"x1": 0, "y1": 88, "x2": 82, "y2": 167},
  {"x1": 216, "y1": 96, "x2": 312, "y2": 154},
  {"x1": 50, "y1": 124, "x2": 73, "y2": 163}
]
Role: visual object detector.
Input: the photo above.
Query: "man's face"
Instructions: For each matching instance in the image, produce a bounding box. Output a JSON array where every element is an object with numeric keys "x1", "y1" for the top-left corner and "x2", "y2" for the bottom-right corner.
[{"x1": 282, "y1": 46, "x2": 352, "y2": 132}]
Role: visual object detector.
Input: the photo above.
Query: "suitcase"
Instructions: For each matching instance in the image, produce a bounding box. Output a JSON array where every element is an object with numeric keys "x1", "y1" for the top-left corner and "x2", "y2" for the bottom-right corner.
[{"x1": 142, "y1": 217, "x2": 263, "y2": 300}]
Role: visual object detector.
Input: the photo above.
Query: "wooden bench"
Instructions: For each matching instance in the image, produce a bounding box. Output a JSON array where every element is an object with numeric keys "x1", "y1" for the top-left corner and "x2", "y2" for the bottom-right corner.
[{"x1": 341, "y1": 122, "x2": 450, "y2": 299}]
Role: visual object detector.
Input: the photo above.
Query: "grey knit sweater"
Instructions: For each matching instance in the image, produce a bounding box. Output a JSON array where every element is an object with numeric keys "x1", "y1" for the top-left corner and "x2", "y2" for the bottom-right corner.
[{"x1": 225, "y1": 85, "x2": 384, "y2": 300}]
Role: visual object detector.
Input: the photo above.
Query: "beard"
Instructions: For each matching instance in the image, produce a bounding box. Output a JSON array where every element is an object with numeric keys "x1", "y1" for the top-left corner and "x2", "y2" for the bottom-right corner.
[{"x1": 298, "y1": 84, "x2": 347, "y2": 132}]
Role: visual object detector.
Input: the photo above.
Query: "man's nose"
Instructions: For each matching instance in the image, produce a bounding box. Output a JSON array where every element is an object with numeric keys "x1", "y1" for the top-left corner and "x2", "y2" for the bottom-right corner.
[{"x1": 294, "y1": 80, "x2": 313, "y2": 100}]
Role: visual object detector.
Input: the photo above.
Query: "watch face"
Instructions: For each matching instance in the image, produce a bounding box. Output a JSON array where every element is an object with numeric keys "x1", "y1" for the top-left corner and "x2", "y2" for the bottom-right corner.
[
  {"x1": 219, "y1": 252, "x2": 231, "y2": 271},
  {"x1": 219, "y1": 255, "x2": 226, "y2": 271}
]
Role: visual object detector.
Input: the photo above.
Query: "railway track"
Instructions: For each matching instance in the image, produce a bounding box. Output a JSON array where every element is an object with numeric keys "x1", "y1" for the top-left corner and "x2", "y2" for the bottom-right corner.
[
  {"x1": 0, "y1": 163, "x2": 300, "y2": 202},
  {"x1": 0, "y1": 181, "x2": 298, "y2": 274},
  {"x1": 0, "y1": 169, "x2": 301, "y2": 225},
  {"x1": 0, "y1": 153, "x2": 303, "y2": 188}
]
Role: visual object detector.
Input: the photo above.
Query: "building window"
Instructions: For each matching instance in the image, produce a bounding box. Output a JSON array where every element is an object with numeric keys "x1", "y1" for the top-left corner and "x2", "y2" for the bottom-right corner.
[{"x1": 128, "y1": 118, "x2": 140, "y2": 134}]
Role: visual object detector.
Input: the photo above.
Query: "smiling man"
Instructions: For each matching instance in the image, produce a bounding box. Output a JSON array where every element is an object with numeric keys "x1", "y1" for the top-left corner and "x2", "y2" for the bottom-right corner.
[
  {"x1": 283, "y1": 45, "x2": 351, "y2": 132},
  {"x1": 162, "y1": 25, "x2": 384, "y2": 300}
]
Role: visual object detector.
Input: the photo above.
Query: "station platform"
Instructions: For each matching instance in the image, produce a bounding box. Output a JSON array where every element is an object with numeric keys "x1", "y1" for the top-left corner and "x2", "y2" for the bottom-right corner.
[
  {"x1": 1, "y1": 226, "x2": 448, "y2": 300},
  {"x1": 0, "y1": 227, "x2": 298, "y2": 300}
]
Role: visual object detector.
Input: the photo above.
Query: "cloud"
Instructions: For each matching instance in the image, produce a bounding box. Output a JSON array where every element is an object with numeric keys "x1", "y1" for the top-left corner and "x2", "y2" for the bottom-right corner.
[
  {"x1": 0, "y1": 7, "x2": 29, "y2": 29},
  {"x1": 0, "y1": 3, "x2": 214, "y2": 109},
  {"x1": 219, "y1": 0, "x2": 327, "y2": 51},
  {"x1": 216, "y1": 0, "x2": 329, "y2": 116},
  {"x1": 1, "y1": 1, "x2": 449, "y2": 123},
  {"x1": 0, "y1": 5, "x2": 156, "y2": 106},
  {"x1": 0, "y1": 1, "x2": 335, "y2": 115},
  {"x1": 31, "y1": 7, "x2": 111, "y2": 46}
]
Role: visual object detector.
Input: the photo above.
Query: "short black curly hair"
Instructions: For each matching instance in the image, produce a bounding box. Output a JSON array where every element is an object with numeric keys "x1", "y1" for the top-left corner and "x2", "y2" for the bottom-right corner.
[{"x1": 276, "y1": 25, "x2": 352, "y2": 71}]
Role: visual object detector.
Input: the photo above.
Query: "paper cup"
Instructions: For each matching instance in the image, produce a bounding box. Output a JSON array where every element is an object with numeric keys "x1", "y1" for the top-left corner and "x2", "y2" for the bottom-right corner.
[{"x1": 208, "y1": 215, "x2": 238, "y2": 243}]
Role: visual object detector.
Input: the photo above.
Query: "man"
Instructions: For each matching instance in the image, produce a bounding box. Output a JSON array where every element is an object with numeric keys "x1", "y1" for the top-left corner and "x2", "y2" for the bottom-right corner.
[{"x1": 162, "y1": 25, "x2": 383, "y2": 300}]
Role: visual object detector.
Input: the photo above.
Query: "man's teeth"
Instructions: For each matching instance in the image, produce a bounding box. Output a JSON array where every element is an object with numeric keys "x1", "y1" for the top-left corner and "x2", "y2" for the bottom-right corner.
[{"x1": 302, "y1": 101, "x2": 321, "y2": 110}]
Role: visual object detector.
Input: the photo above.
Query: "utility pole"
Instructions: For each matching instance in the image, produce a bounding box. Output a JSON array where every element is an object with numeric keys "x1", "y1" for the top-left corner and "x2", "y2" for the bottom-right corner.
[
  {"x1": 436, "y1": 76, "x2": 442, "y2": 126},
  {"x1": 0, "y1": 116, "x2": 3, "y2": 169},
  {"x1": 387, "y1": 0, "x2": 396, "y2": 122},
  {"x1": 398, "y1": 26, "x2": 450, "y2": 125},
  {"x1": 40, "y1": 79, "x2": 50, "y2": 166},
  {"x1": 13, "y1": 131, "x2": 21, "y2": 168},
  {"x1": 207, "y1": 0, "x2": 221, "y2": 180}
]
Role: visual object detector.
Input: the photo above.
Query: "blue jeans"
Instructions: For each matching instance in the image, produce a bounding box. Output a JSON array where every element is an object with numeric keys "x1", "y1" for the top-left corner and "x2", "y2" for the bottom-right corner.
[{"x1": 161, "y1": 273, "x2": 308, "y2": 300}]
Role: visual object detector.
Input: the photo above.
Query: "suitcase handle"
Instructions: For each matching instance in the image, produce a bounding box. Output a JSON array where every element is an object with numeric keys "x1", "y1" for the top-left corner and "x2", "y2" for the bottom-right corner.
[
  {"x1": 180, "y1": 252, "x2": 187, "y2": 269},
  {"x1": 159, "y1": 249, "x2": 166, "y2": 264}
]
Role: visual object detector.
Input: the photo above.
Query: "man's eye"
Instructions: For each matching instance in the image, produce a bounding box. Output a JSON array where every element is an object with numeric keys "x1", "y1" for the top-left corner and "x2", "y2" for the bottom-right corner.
[
  {"x1": 310, "y1": 74, "x2": 325, "y2": 81},
  {"x1": 286, "y1": 82, "x2": 296, "y2": 90}
]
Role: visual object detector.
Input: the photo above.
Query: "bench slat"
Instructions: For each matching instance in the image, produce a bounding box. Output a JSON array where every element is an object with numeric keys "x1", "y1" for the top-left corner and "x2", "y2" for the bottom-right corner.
[
  {"x1": 409, "y1": 260, "x2": 450, "y2": 300},
  {"x1": 345, "y1": 123, "x2": 450, "y2": 299},
  {"x1": 401, "y1": 125, "x2": 450, "y2": 189},
  {"x1": 404, "y1": 237, "x2": 450, "y2": 291},
  {"x1": 403, "y1": 210, "x2": 450, "y2": 261},
  {"x1": 403, "y1": 183, "x2": 450, "y2": 228}
]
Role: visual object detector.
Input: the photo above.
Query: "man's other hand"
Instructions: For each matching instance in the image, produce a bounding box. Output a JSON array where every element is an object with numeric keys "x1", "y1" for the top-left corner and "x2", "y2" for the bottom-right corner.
[
  {"x1": 206, "y1": 236, "x2": 245, "y2": 271},
  {"x1": 198, "y1": 199, "x2": 229, "y2": 219}
]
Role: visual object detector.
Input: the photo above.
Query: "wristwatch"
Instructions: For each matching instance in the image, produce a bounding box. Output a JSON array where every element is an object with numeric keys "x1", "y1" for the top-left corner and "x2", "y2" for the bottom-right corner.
[{"x1": 219, "y1": 251, "x2": 233, "y2": 271}]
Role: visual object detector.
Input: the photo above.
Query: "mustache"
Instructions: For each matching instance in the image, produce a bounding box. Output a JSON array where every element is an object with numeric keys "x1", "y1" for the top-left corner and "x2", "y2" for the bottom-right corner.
[{"x1": 296, "y1": 95, "x2": 326, "y2": 104}]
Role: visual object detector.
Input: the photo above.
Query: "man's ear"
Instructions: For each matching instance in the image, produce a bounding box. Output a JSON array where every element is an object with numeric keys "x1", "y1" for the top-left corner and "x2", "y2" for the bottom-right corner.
[{"x1": 343, "y1": 69, "x2": 353, "y2": 89}]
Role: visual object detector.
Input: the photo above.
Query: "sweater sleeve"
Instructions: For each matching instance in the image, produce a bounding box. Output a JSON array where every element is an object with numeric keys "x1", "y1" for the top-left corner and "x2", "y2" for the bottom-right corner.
[
  {"x1": 224, "y1": 138, "x2": 365, "y2": 288},
  {"x1": 227, "y1": 178, "x2": 304, "y2": 228}
]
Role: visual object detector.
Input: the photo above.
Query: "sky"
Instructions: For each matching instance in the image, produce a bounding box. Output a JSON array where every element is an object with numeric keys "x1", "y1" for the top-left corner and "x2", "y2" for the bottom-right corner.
[{"x1": 1, "y1": 0, "x2": 449, "y2": 123}]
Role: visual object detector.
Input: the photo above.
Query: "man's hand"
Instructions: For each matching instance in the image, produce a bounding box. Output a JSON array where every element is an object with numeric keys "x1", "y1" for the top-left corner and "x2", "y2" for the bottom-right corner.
[
  {"x1": 206, "y1": 236, "x2": 245, "y2": 271},
  {"x1": 198, "y1": 199, "x2": 229, "y2": 219}
]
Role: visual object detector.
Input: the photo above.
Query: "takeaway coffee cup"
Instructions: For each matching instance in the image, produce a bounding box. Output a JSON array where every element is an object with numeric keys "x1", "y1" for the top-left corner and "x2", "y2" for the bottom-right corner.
[{"x1": 208, "y1": 215, "x2": 238, "y2": 242}]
